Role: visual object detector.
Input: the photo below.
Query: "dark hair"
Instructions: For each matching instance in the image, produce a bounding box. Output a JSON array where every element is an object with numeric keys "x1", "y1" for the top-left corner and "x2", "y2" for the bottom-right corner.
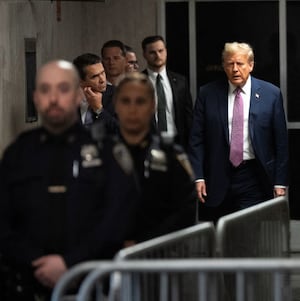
[
  {"x1": 124, "y1": 44, "x2": 134, "y2": 53},
  {"x1": 114, "y1": 72, "x2": 155, "y2": 101},
  {"x1": 73, "y1": 53, "x2": 101, "y2": 80},
  {"x1": 101, "y1": 40, "x2": 126, "y2": 57},
  {"x1": 141, "y1": 35, "x2": 166, "y2": 51}
]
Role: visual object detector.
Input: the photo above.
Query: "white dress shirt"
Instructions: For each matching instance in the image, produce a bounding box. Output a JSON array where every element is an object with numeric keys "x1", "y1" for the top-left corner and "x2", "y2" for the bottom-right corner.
[
  {"x1": 228, "y1": 76, "x2": 255, "y2": 161},
  {"x1": 147, "y1": 68, "x2": 177, "y2": 136}
]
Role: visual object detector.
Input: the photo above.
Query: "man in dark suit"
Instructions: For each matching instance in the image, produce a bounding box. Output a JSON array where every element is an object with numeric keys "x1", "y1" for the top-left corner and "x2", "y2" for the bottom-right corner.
[
  {"x1": 73, "y1": 53, "x2": 117, "y2": 133},
  {"x1": 189, "y1": 42, "x2": 289, "y2": 222},
  {"x1": 141, "y1": 35, "x2": 193, "y2": 150}
]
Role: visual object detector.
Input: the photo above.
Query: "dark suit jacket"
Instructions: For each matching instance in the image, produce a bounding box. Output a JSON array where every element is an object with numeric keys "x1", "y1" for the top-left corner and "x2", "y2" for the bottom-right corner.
[
  {"x1": 79, "y1": 84, "x2": 118, "y2": 134},
  {"x1": 189, "y1": 76, "x2": 289, "y2": 206},
  {"x1": 143, "y1": 69, "x2": 193, "y2": 150}
]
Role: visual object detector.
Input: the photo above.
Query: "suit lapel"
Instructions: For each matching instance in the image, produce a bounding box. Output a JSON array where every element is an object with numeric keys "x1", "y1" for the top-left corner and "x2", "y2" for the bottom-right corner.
[
  {"x1": 217, "y1": 81, "x2": 230, "y2": 144},
  {"x1": 167, "y1": 70, "x2": 178, "y2": 111},
  {"x1": 249, "y1": 77, "x2": 262, "y2": 141}
]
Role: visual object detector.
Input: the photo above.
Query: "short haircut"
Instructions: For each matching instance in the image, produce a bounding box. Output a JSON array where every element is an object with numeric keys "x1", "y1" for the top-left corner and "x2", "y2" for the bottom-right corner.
[
  {"x1": 124, "y1": 45, "x2": 134, "y2": 53},
  {"x1": 113, "y1": 72, "x2": 155, "y2": 101},
  {"x1": 142, "y1": 35, "x2": 166, "y2": 51},
  {"x1": 222, "y1": 42, "x2": 254, "y2": 64},
  {"x1": 73, "y1": 53, "x2": 101, "y2": 80},
  {"x1": 101, "y1": 40, "x2": 126, "y2": 57}
]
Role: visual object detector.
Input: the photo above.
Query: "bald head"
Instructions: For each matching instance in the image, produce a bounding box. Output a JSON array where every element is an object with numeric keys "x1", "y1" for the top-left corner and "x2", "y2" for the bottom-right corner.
[
  {"x1": 36, "y1": 60, "x2": 80, "y2": 88},
  {"x1": 34, "y1": 60, "x2": 82, "y2": 134}
]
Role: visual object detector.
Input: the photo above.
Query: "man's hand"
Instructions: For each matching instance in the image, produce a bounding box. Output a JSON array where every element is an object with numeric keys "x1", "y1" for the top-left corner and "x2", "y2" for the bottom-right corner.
[
  {"x1": 32, "y1": 255, "x2": 67, "y2": 288},
  {"x1": 274, "y1": 187, "x2": 286, "y2": 197},
  {"x1": 196, "y1": 181, "x2": 207, "y2": 203},
  {"x1": 124, "y1": 240, "x2": 136, "y2": 248},
  {"x1": 83, "y1": 87, "x2": 103, "y2": 112}
]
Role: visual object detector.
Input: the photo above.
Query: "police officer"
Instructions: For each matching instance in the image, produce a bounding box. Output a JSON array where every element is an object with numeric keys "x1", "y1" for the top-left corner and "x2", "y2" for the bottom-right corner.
[
  {"x1": 109, "y1": 72, "x2": 197, "y2": 243},
  {"x1": 0, "y1": 60, "x2": 110, "y2": 300}
]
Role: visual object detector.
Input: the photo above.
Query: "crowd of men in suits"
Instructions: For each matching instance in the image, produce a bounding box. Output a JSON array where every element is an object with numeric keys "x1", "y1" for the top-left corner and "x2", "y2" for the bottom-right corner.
[{"x1": 0, "y1": 37, "x2": 289, "y2": 300}]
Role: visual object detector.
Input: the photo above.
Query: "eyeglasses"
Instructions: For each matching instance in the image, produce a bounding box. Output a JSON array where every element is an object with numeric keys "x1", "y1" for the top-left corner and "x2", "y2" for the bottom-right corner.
[{"x1": 128, "y1": 60, "x2": 139, "y2": 66}]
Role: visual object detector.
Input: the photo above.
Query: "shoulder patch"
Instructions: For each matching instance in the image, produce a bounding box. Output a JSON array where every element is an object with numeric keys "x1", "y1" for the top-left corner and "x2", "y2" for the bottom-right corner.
[
  {"x1": 113, "y1": 142, "x2": 134, "y2": 175},
  {"x1": 150, "y1": 149, "x2": 168, "y2": 172}
]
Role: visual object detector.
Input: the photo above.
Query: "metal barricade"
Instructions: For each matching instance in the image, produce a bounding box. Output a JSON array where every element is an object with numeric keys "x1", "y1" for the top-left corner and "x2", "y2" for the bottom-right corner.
[
  {"x1": 115, "y1": 221, "x2": 215, "y2": 260},
  {"x1": 51, "y1": 197, "x2": 291, "y2": 301},
  {"x1": 51, "y1": 258, "x2": 300, "y2": 301},
  {"x1": 110, "y1": 222, "x2": 216, "y2": 301},
  {"x1": 50, "y1": 222, "x2": 215, "y2": 301},
  {"x1": 216, "y1": 196, "x2": 290, "y2": 301}
]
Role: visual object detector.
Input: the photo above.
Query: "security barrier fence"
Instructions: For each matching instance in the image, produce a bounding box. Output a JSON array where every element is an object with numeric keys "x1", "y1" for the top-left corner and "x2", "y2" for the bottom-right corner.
[
  {"x1": 216, "y1": 196, "x2": 290, "y2": 301},
  {"x1": 216, "y1": 196, "x2": 290, "y2": 258},
  {"x1": 51, "y1": 196, "x2": 291, "y2": 301},
  {"x1": 110, "y1": 222, "x2": 216, "y2": 300},
  {"x1": 52, "y1": 259, "x2": 298, "y2": 301}
]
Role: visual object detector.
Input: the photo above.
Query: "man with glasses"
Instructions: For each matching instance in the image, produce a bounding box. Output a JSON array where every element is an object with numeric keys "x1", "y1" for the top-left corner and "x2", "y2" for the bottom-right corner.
[{"x1": 124, "y1": 45, "x2": 139, "y2": 72}]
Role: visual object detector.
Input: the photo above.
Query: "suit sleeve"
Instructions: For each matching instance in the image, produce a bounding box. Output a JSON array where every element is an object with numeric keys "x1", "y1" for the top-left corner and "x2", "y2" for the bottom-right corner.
[
  {"x1": 188, "y1": 87, "x2": 205, "y2": 180},
  {"x1": 273, "y1": 90, "x2": 289, "y2": 186},
  {"x1": 183, "y1": 77, "x2": 194, "y2": 146}
]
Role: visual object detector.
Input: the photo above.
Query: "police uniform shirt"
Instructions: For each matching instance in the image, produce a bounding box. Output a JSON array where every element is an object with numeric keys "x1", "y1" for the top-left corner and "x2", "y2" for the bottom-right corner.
[
  {"x1": 119, "y1": 133, "x2": 196, "y2": 242},
  {"x1": 0, "y1": 123, "x2": 108, "y2": 268}
]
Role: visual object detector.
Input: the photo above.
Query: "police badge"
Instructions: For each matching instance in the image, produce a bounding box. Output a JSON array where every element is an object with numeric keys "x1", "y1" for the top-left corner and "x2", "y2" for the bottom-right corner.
[{"x1": 81, "y1": 144, "x2": 102, "y2": 168}]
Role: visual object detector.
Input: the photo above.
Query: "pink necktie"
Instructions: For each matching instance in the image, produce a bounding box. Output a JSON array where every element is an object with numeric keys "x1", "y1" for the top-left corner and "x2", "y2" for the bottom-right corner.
[{"x1": 230, "y1": 88, "x2": 244, "y2": 167}]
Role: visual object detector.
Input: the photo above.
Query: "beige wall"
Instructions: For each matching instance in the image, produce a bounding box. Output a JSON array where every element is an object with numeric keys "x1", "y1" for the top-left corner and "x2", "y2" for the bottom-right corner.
[{"x1": 0, "y1": 0, "x2": 158, "y2": 156}]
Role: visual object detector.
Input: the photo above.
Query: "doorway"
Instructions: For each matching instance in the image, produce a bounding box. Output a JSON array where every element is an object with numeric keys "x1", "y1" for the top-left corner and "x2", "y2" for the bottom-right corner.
[{"x1": 160, "y1": 0, "x2": 300, "y2": 218}]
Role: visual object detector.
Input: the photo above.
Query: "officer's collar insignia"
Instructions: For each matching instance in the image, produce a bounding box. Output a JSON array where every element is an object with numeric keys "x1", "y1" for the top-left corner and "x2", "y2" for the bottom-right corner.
[
  {"x1": 176, "y1": 153, "x2": 195, "y2": 180},
  {"x1": 150, "y1": 149, "x2": 167, "y2": 172},
  {"x1": 113, "y1": 143, "x2": 133, "y2": 175},
  {"x1": 81, "y1": 144, "x2": 102, "y2": 168}
]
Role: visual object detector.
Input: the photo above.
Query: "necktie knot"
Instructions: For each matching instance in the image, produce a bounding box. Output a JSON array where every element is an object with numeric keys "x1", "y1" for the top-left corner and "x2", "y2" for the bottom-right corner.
[{"x1": 235, "y1": 87, "x2": 242, "y2": 97}]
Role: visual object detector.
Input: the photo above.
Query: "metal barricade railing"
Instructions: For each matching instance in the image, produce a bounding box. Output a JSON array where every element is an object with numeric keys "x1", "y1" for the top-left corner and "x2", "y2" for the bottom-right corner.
[
  {"x1": 50, "y1": 222, "x2": 215, "y2": 301},
  {"x1": 50, "y1": 258, "x2": 300, "y2": 301},
  {"x1": 51, "y1": 197, "x2": 291, "y2": 301},
  {"x1": 115, "y1": 221, "x2": 216, "y2": 260},
  {"x1": 216, "y1": 196, "x2": 290, "y2": 257},
  {"x1": 216, "y1": 196, "x2": 290, "y2": 301},
  {"x1": 110, "y1": 222, "x2": 216, "y2": 301}
]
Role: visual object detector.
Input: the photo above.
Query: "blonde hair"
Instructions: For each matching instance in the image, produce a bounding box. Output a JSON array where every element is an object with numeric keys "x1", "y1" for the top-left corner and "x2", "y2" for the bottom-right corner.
[{"x1": 222, "y1": 42, "x2": 254, "y2": 64}]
